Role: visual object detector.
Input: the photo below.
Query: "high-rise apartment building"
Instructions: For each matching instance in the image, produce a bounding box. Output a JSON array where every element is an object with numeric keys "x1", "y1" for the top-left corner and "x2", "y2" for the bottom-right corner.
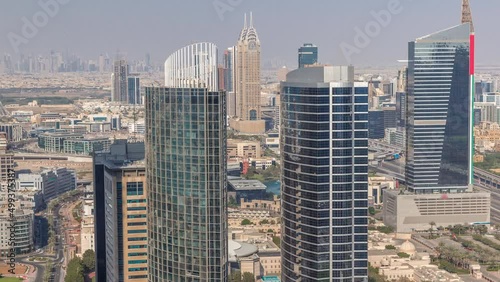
[
  {"x1": 298, "y1": 43, "x2": 318, "y2": 68},
  {"x1": 281, "y1": 66, "x2": 369, "y2": 281},
  {"x1": 0, "y1": 133, "x2": 13, "y2": 184},
  {"x1": 111, "y1": 60, "x2": 129, "y2": 103},
  {"x1": 147, "y1": 42, "x2": 228, "y2": 281},
  {"x1": 406, "y1": 23, "x2": 472, "y2": 194},
  {"x1": 235, "y1": 13, "x2": 261, "y2": 121},
  {"x1": 93, "y1": 140, "x2": 147, "y2": 282}
]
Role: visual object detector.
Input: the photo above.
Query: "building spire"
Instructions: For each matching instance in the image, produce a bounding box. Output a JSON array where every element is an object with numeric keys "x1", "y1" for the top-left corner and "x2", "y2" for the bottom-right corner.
[
  {"x1": 249, "y1": 11, "x2": 253, "y2": 27},
  {"x1": 244, "y1": 13, "x2": 247, "y2": 29},
  {"x1": 461, "y1": 0, "x2": 474, "y2": 32}
]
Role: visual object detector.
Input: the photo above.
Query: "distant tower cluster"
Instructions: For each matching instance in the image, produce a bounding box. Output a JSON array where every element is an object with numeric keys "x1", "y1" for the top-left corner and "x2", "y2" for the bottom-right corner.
[{"x1": 235, "y1": 13, "x2": 261, "y2": 121}]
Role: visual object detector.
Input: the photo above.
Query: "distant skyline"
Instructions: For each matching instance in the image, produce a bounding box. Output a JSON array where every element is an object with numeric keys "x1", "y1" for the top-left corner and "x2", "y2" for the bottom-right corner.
[{"x1": 1, "y1": 0, "x2": 499, "y2": 68}]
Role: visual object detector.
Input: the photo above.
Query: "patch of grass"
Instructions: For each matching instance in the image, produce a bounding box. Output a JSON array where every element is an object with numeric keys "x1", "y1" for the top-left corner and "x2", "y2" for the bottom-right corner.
[{"x1": 272, "y1": 236, "x2": 281, "y2": 248}]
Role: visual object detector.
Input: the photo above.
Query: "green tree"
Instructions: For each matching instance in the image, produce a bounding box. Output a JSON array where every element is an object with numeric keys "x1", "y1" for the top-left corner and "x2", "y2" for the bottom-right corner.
[
  {"x1": 82, "y1": 249, "x2": 96, "y2": 272},
  {"x1": 65, "y1": 257, "x2": 84, "y2": 282},
  {"x1": 368, "y1": 207, "x2": 376, "y2": 216},
  {"x1": 242, "y1": 272, "x2": 255, "y2": 282},
  {"x1": 376, "y1": 225, "x2": 394, "y2": 234},
  {"x1": 385, "y1": 245, "x2": 396, "y2": 250},
  {"x1": 241, "y1": 219, "x2": 252, "y2": 225},
  {"x1": 397, "y1": 252, "x2": 410, "y2": 258},
  {"x1": 228, "y1": 196, "x2": 238, "y2": 208},
  {"x1": 230, "y1": 271, "x2": 242, "y2": 282},
  {"x1": 259, "y1": 219, "x2": 270, "y2": 225}
]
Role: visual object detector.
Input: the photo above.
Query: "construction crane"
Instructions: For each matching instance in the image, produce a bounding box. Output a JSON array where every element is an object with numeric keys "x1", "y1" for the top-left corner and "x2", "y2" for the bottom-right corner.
[{"x1": 461, "y1": 0, "x2": 474, "y2": 32}]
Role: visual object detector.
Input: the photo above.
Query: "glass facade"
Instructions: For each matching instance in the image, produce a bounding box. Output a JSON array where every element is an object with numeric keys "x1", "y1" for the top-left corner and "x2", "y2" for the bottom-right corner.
[
  {"x1": 146, "y1": 86, "x2": 228, "y2": 281},
  {"x1": 406, "y1": 23, "x2": 471, "y2": 193},
  {"x1": 368, "y1": 110, "x2": 385, "y2": 139},
  {"x1": 128, "y1": 76, "x2": 141, "y2": 105},
  {"x1": 280, "y1": 67, "x2": 368, "y2": 282},
  {"x1": 298, "y1": 44, "x2": 318, "y2": 68}
]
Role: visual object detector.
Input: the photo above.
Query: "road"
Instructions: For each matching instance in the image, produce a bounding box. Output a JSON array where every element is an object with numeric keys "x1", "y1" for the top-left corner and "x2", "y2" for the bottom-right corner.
[
  {"x1": 19, "y1": 257, "x2": 45, "y2": 282},
  {"x1": 51, "y1": 204, "x2": 66, "y2": 282}
]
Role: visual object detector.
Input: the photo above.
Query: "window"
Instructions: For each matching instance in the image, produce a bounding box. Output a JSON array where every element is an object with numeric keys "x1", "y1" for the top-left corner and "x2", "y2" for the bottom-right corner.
[
  {"x1": 127, "y1": 182, "x2": 144, "y2": 196},
  {"x1": 128, "y1": 229, "x2": 147, "y2": 234}
]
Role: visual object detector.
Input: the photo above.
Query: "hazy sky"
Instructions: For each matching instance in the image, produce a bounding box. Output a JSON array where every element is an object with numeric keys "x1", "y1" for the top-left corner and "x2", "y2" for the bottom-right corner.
[{"x1": 1, "y1": 0, "x2": 498, "y2": 68}]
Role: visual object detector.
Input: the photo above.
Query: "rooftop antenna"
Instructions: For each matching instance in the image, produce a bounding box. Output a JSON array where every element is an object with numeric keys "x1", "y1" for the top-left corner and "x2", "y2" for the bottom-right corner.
[
  {"x1": 244, "y1": 13, "x2": 247, "y2": 29},
  {"x1": 249, "y1": 11, "x2": 253, "y2": 27}
]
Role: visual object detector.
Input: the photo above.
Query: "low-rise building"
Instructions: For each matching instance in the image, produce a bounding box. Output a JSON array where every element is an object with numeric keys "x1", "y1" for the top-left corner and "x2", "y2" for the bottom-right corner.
[
  {"x1": 229, "y1": 179, "x2": 267, "y2": 203},
  {"x1": 383, "y1": 189, "x2": 491, "y2": 232},
  {"x1": 0, "y1": 206, "x2": 34, "y2": 256},
  {"x1": 369, "y1": 176, "x2": 396, "y2": 206},
  {"x1": 228, "y1": 139, "x2": 262, "y2": 159},
  {"x1": 17, "y1": 167, "x2": 76, "y2": 203},
  {"x1": 414, "y1": 265, "x2": 463, "y2": 282},
  {"x1": 80, "y1": 199, "x2": 95, "y2": 255}
]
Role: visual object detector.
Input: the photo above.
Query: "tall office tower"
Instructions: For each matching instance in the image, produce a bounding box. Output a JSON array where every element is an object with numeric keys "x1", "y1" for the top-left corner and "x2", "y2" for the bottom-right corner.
[
  {"x1": 98, "y1": 54, "x2": 105, "y2": 73},
  {"x1": 147, "y1": 42, "x2": 228, "y2": 281},
  {"x1": 128, "y1": 76, "x2": 141, "y2": 104},
  {"x1": 235, "y1": 13, "x2": 261, "y2": 121},
  {"x1": 396, "y1": 67, "x2": 407, "y2": 93},
  {"x1": 396, "y1": 92, "x2": 406, "y2": 127},
  {"x1": 93, "y1": 140, "x2": 147, "y2": 282},
  {"x1": 224, "y1": 47, "x2": 237, "y2": 117},
  {"x1": 111, "y1": 60, "x2": 129, "y2": 103},
  {"x1": 298, "y1": 43, "x2": 318, "y2": 68},
  {"x1": 145, "y1": 53, "x2": 151, "y2": 72},
  {"x1": 281, "y1": 66, "x2": 369, "y2": 281},
  {"x1": 382, "y1": 104, "x2": 397, "y2": 129},
  {"x1": 405, "y1": 23, "x2": 473, "y2": 194},
  {"x1": 218, "y1": 64, "x2": 225, "y2": 90},
  {"x1": 368, "y1": 110, "x2": 385, "y2": 139},
  {"x1": 384, "y1": 3, "x2": 490, "y2": 233}
]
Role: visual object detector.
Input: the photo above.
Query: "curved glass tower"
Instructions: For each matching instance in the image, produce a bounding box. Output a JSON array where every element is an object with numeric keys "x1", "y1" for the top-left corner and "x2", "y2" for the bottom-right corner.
[
  {"x1": 281, "y1": 66, "x2": 369, "y2": 282},
  {"x1": 147, "y1": 42, "x2": 228, "y2": 281}
]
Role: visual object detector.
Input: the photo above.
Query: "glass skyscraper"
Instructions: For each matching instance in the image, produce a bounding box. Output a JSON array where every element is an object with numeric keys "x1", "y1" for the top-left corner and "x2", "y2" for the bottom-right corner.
[
  {"x1": 281, "y1": 66, "x2": 369, "y2": 281},
  {"x1": 298, "y1": 43, "x2": 318, "y2": 68},
  {"x1": 146, "y1": 42, "x2": 228, "y2": 281},
  {"x1": 406, "y1": 23, "x2": 472, "y2": 194},
  {"x1": 128, "y1": 76, "x2": 141, "y2": 104}
]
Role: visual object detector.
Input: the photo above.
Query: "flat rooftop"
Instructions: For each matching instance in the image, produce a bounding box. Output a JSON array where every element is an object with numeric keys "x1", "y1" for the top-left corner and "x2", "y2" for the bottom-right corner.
[{"x1": 229, "y1": 179, "x2": 266, "y2": 191}]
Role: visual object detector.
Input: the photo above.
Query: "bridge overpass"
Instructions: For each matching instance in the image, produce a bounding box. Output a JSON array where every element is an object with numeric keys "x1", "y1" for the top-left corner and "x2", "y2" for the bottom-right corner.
[{"x1": 13, "y1": 153, "x2": 92, "y2": 162}]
